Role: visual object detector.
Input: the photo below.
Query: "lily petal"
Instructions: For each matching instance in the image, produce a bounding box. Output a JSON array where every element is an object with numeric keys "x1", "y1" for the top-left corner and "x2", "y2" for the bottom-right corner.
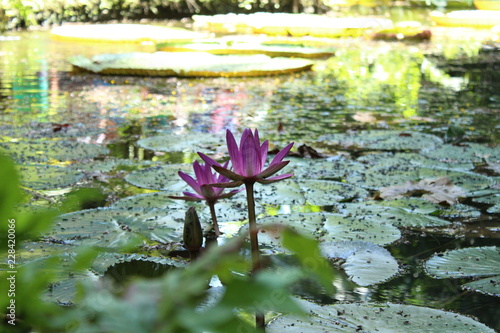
[
  {"x1": 168, "y1": 195, "x2": 203, "y2": 202},
  {"x1": 226, "y1": 130, "x2": 242, "y2": 174},
  {"x1": 213, "y1": 165, "x2": 246, "y2": 181},
  {"x1": 178, "y1": 171, "x2": 201, "y2": 194},
  {"x1": 197, "y1": 152, "x2": 221, "y2": 168},
  {"x1": 256, "y1": 160, "x2": 290, "y2": 179},
  {"x1": 210, "y1": 180, "x2": 244, "y2": 188},
  {"x1": 270, "y1": 142, "x2": 294, "y2": 164},
  {"x1": 257, "y1": 173, "x2": 294, "y2": 184}
]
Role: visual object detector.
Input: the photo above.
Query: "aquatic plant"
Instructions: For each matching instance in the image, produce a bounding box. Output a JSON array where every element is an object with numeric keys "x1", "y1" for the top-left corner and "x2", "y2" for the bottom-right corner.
[
  {"x1": 200, "y1": 128, "x2": 294, "y2": 328},
  {"x1": 169, "y1": 160, "x2": 241, "y2": 236}
]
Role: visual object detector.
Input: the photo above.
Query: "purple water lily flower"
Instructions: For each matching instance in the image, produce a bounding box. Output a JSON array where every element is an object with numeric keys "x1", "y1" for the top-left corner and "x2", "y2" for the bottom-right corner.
[
  {"x1": 169, "y1": 160, "x2": 241, "y2": 203},
  {"x1": 199, "y1": 129, "x2": 294, "y2": 187}
]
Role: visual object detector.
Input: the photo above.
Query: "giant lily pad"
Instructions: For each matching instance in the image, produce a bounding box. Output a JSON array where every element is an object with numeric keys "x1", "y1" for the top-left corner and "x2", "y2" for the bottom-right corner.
[
  {"x1": 0, "y1": 140, "x2": 108, "y2": 163},
  {"x1": 289, "y1": 156, "x2": 367, "y2": 181},
  {"x1": 51, "y1": 24, "x2": 207, "y2": 43},
  {"x1": 318, "y1": 130, "x2": 443, "y2": 151},
  {"x1": 137, "y1": 133, "x2": 225, "y2": 154},
  {"x1": 156, "y1": 37, "x2": 335, "y2": 58},
  {"x1": 267, "y1": 299, "x2": 495, "y2": 332},
  {"x1": 321, "y1": 241, "x2": 400, "y2": 286},
  {"x1": 18, "y1": 164, "x2": 84, "y2": 190},
  {"x1": 357, "y1": 152, "x2": 474, "y2": 171},
  {"x1": 430, "y1": 10, "x2": 500, "y2": 28},
  {"x1": 50, "y1": 207, "x2": 185, "y2": 247},
  {"x1": 425, "y1": 246, "x2": 500, "y2": 296},
  {"x1": 69, "y1": 52, "x2": 314, "y2": 77}
]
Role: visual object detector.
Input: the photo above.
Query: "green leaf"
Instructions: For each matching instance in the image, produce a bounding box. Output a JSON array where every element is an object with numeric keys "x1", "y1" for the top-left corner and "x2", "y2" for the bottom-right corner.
[
  {"x1": 124, "y1": 164, "x2": 192, "y2": 191},
  {"x1": 267, "y1": 299, "x2": 496, "y2": 332},
  {"x1": 281, "y1": 228, "x2": 336, "y2": 293},
  {"x1": 422, "y1": 142, "x2": 500, "y2": 164}
]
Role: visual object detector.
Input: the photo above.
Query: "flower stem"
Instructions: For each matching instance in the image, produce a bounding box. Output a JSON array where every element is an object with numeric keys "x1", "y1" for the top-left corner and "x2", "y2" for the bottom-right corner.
[
  {"x1": 207, "y1": 200, "x2": 221, "y2": 237},
  {"x1": 245, "y1": 181, "x2": 265, "y2": 330}
]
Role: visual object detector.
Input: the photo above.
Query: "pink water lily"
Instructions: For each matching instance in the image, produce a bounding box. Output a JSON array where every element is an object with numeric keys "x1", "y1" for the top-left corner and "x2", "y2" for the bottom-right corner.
[
  {"x1": 199, "y1": 129, "x2": 294, "y2": 187},
  {"x1": 168, "y1": 160, "x2": 241, "y2": 203}
]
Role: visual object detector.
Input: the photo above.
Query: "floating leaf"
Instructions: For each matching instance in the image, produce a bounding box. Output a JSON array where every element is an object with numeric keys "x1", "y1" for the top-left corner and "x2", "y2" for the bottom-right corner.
[
  {"x1": 267, "y1": 299, "x2": 495, "y2": 332},
  {"x1": 137, "y1": 133, "x2": 225, "y2": 154},
  {"x1": 349, "y1": 164, "x2": 493, "y2": 193},
  {"x1": 124, "y1": 164, "x2": 192, "y2": 191},
  {"x1": 335, "y1": 202, "x2": 451, "y2": 227},
  {"x1": 50, "y1": 207, "x2": 184, "y2": 247},
  {"x1": 357, "y1": 152, "x2": 473, "y2": 171},
  {"x1": 51, "y1": 24, "x2": 207, "y2": 43},
  {"x1": 422, "y1": 143, "x2": 500, "y2": 164},
  {"x1": 18, "y1": 164, "x2": 84, "y2": 190},
  {"x1": 376, "y1": 176, "x2": 467, "y2": 205},
  {"x1": 70, "y1": 52, "x2": 314, "y2": 77},
  {"x1": 318, "y1": 130, "x2": 443, "y2": 151},
  {"x1": 0, "y1": 140, "x2": 107, "y2": 163},
  {"x1": 157, "y1": 37, "x2": 335, "y2": 58},
  {"x1": 289, "y1": 156, "x2": 367, "y2": 181},
  {"x1": 319, "y1": 213, "x2": 401, "y2": 245},
  {"x1": 425, "y1": 246, "x2": 500, "y2": 279},
  {"x1": 321, "y1": 241, "x2": 399, "y2": 286},
  {"x1": 463, "y1": 276, "x2": 500, "y2": 296}
]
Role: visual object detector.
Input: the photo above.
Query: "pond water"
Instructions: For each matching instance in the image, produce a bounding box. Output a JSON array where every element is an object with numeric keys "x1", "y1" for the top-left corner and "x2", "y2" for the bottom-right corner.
[{"x1": 1, "y1": 8, "x2": 500, "y2": 332}]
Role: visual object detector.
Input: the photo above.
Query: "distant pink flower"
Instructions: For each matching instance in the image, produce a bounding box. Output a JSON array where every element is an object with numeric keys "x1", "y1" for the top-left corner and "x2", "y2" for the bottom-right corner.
[
  {"x1": 199, "y1": 129, "x2": 294, "y2": 187},
  {"x1": 169, "y1": 160, "x2": 241, "y2": 203}
]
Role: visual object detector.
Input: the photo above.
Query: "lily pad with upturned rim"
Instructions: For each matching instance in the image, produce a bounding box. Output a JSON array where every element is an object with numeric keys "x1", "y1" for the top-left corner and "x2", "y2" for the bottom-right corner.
[
  {"x1": 51, "y1": 24, "x2": 207, "y2": 43},
  {"x1": 156, "y1": 38, "x2": 335, "y2": 59},
  {"x1": 69, "y1": 52, "x2": 314, "y2": 77}
]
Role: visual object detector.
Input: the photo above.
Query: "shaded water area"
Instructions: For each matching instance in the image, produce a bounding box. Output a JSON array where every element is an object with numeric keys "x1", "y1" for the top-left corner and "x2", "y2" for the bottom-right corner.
[{"x1": 1, "y1": 7, "x2": 500, "y2": 332}]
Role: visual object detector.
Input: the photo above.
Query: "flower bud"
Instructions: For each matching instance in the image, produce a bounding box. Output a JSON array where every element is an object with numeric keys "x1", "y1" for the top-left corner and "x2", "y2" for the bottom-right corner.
[{"x1": 183, "y1": 207, "x2": 203, "y2": 252}]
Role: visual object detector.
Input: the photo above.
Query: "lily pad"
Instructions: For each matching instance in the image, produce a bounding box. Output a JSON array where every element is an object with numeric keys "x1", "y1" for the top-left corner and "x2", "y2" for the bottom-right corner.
[
  {"x1": 319, "y1": 213, "x2": 401, "y2": 245},
  {"x1": 0, "y1": 140, "x2": 108, "y2": 163},
  {"x1": 69, "y1": 52, "x2": 314, "y2": 77},
  {"x1": 357, "y1": 152, "x2": 473, "y2": 171},
  {"x1": 318, "y1": 130, "x2": 443, "y2": 151},
  {"x1": 321, "y1": 241, "x2": 400, "y2": 286},
  {"x1": 425, "y1": 246, "x2": 500, "y2": 296},
  {"x1": 137, "y1": 133, "x2": 225, "y2": 154},
  {"x1": 349, "y1": 164, "x2": 493, "y2": 193},
  {"x1": 376, "y1": 176, "x2": 467, "y2": 205},
  {"x1": 335, "y1": 202, "x2": 452, "y2": 228},
  {"x1": 124, "y1": 164, "x2": 192, "y2": 191},
  {"x1": 253, "y1": 179, "x2": 369, "y2": 206},
  {"x1": 51, "y1": 24, "x2": 207, "y2": 43},
  {"x1": 289, "y1": 156, "x2": 367, "y2": 181},
  {"x1": 422, "y1": 143, "x2": 500, "y2": 164},
  {"x1": 112, "y1": 192, "x2": 253, "y2": 225},
  {"x1": 267, "y1": 299, "x2": 495, "y2": 332},
  {"x1": 50, "y1": 207, "x2": 185, "y2": 247},
  {"x1": 18, "y1": 164, "x2": 84, "y2": 190}
]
